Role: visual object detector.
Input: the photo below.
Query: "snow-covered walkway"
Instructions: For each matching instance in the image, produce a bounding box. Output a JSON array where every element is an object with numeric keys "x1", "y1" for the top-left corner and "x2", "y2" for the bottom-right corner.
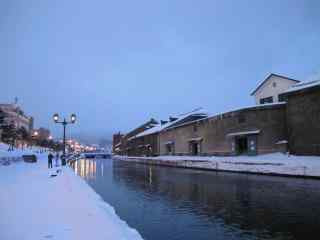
[
  {"x1": 114, "y1": 153, "x2": 320, "y2": 178},
  {"x1": 0, "y1": 151, "x2": 142, "y2": 240}
]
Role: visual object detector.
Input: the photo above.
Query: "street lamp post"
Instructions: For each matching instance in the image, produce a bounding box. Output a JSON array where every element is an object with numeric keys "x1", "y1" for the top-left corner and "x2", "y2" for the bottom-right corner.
[
  {"x1": 31, "y1": 130, "x2": 39, "y2": 149},
  {"x1": 53, "y1": 113, "x2": 76, "y2": 165}
]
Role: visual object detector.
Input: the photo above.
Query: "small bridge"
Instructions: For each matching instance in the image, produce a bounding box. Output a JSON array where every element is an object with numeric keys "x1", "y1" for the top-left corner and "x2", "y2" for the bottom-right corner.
[{"x1": 81, "y1": 152, "x2": 111, "y2": 159}]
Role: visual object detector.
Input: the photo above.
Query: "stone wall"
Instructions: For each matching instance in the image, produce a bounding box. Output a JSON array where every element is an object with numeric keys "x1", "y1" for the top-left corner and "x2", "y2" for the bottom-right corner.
[
  {"x1": 160, "y1": 104, "x2": 287, "y2": 156},
  {"x1": 285, "y1": 86, "x2": 320, "y2": 155},
  {"x1": 127, "y1": 133, "x2": 159, "y2": 156}
]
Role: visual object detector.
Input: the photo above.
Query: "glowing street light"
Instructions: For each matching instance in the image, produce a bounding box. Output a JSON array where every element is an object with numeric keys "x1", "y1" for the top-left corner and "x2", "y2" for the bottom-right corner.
[
  {"x1": 52, "y1": 113, "x2": 77, "y2": 165},
  {"x1": 53, "y1": 113, "x2": 59, "y2": 123},
  {"x1": 71, "y1": 114, "x2": 76, "y2": 123}
]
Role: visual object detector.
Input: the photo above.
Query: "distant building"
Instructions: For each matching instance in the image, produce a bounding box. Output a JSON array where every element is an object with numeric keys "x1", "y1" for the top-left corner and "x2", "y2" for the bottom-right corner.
[
  {"x1": 0, "y1": 103, "x2": 33, "y2": 132},
  {"x1": 112, "y1": 132, "x2": 123, "y2": 153},
  {"x1": 32, "y1": 127, "x2": 51, "y2": 140},
  {"x1": 250, "y1": 73, "x2": 300, "y2": 105},
  {"x1": 114, "y1": 118, "x2": 158, "y2": 155},
  {"x1": 114, "y1": 110, "x2": 208, "y2": 156}
]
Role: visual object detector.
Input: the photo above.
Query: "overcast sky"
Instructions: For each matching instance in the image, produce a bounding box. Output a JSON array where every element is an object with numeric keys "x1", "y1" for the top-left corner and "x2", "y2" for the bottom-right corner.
[{"x1": 1, "y1": 0, "x2": 320, "y2": 141}]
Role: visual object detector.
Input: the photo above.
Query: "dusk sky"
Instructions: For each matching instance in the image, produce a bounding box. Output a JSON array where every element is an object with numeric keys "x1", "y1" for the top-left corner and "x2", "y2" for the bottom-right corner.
[{"x1": 1, "y1": 0, "x2": 320, "y2": 141}]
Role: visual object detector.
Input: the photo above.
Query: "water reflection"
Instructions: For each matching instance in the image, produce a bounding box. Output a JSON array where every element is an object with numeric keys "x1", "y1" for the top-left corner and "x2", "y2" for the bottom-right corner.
[
  {"x1": 72, "y1": 159, "x2": 320, "y2": 240},
  {"x1": 112, "y1": 161, "x2": 320, "y2": 239},
  {"x1": 73, "y1": 159, "x2": 97, "y2": 179}
]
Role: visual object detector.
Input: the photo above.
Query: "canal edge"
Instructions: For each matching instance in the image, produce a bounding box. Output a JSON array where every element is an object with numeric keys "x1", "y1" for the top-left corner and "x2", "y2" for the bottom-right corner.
[{"x1": 112, "y1": 156, "x2": 320, "y2": 180}]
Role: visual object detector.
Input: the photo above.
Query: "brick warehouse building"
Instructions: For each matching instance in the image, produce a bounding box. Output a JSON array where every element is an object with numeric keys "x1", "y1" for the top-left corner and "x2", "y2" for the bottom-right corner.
[
  {"x1": 113, "y1": 118, "x2": 158, "y2": 156},
  {"x1": 280, "y1": 81, "x2": 320, "y2": 155},
  {"x1": 113, "y1": 74, "x2": 320, "y2": 156},
  {"x1": 122, "y1": 110, "x2": 208, "y2": 156},
  {"x1": 159, "y1": 103, "x2": 287, "y2": 156}
]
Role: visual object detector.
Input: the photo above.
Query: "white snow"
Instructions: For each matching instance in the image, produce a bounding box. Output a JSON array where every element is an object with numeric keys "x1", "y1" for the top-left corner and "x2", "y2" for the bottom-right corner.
[
  {"x1": 206, "y1": 102, "x2": 287, "y2": 119},
  {"x1": 226, "y1": 130, "x2": 260, "y2": 137},
  {"x1": 0, "y1": 143, "x2": 35, "y2": 157},
  {"x1": 134, "y1": 109, "x2": 208, "y2": 139},
  {"x1": 134, "y1": 124, "x2": 162, "y2": 138},
  {"x1": 114, "y1": 153, "x2": 320, "y2": 178},
  {"x1": 283, "y1": 80, "x2": 320, "y2": 94},
  {"x1": 0, "y1": 144, "x2": 143, "y2": 240}
]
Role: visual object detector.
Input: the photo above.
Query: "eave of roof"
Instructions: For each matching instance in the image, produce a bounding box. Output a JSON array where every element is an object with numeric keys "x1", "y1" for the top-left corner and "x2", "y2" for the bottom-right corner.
[
  {"x1": 166, "y1": 102, "x2": 286, "y2": 131},
  {"x1": 227, "y1": 130, "x2": 260, "y2": 137},
  {"x1": 250, "y1": 73, "x2": 300, "y2": 96},
  {"x1": 281, "y1": 80, "x2": 320, "y2": 95},
  {"x1": 134, "y1": 111, "x2": 208, "y2": 138}
]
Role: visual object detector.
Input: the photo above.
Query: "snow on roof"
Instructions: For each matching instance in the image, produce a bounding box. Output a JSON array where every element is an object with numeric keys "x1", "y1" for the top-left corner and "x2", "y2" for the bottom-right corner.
[
  {"x1": 206, "y1": 102, "x2": 286, "y2": 120},
  {"x1": 250, "y1": 73, "x2": 300, "y2": 96},
  {"x1": 282, "y1": 80, "x2": 320, "y2": 94},
  {"x1": 135, "y1": 109, "x2": 207, "y2": 138},
  {"x1": 227, "y1": 130, "x2": 260, "y2": 137},
  {"x1": 134, "y1": 124, "x2": 162, "y2": 138},
  {"x1": 152, "y1": 103, "x2": 285, "y2": 133},
  {"x1": 127, "y1": 136, "x2": 135, "y2": 141}
]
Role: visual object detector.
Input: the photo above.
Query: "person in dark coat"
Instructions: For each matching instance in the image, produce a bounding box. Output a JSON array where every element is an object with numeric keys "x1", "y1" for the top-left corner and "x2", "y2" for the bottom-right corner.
[{"x1": 48, "y1": 153, "x2": 53, "y2": 169}]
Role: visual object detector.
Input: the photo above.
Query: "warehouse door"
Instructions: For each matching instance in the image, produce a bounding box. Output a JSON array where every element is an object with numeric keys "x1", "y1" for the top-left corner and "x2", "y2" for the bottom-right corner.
[{"x1": 236, "y1": 137, "x2": 248, "y2": 155}]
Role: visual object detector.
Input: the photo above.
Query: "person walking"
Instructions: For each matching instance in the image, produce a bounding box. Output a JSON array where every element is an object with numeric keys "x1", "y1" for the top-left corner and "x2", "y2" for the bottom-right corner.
[
  {"x1": 48, "y1": 153, "x2": 53, "y2": 169},
  {"x1": 55, "y1": 152, "x2": 60, "y2": 167}
]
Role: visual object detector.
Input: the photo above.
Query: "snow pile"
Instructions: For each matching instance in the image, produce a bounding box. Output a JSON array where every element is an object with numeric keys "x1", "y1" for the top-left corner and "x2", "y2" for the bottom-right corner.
[
  {"x1": 0, "y1": 143, "x2": 41, "y2": 157},
  {"x1": 0, "y1": 143, "x2": 46, "y2": 166},
  {"x1": 0, "y1": 153, "x2": 143, "y2": 240},
  {"x1": 115, "y1": 153, "x2": 320, "y2": 178}
]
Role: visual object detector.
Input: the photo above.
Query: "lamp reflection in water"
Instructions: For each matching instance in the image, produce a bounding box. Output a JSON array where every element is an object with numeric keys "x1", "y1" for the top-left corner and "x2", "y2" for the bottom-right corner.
[
  {"x1": 73, "y1": 159, "x2": 97, "y2": 179},
  {"x1": 149, "y1": 166, "x2": 153, "y2": 185},
  {"x1": 101, "y1": 164, "x2": 104, "y2": 177}
]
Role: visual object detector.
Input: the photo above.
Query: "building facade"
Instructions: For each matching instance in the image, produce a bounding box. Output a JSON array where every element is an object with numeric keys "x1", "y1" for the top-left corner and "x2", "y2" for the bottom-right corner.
[
  {"x1": 32, "y1": 127, "x2": 51, "y2": 141},
  {"x1": 113, "y1": 118, "x2": 158, "y2": 155},
  {"x1": 251, "y1": 74, "x2": 300, "y2": 105},
  {"x1": 159, "y1": 103, "x2": 287, "y2": 156},
  {"x1": 280, "y1": 81, "x2": 320, "y2": 155},
  {"x1": 113, "y1": 73, "x2": 320, "y2": 157},
  {"x1": 112, "y1": 132, "x2": 123, "y2": 153},
  {"x1": 0, "y1": 103, "x2": 33, "y2": 132},
  {"x1": 115, "y1": 111, "x2": 208, "y2": 156}
]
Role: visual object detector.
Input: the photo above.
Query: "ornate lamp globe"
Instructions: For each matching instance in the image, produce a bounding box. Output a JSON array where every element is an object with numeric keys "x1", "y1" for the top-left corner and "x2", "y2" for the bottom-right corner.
[
  {"x1": 70, "y1": 114, "x2": 76, "y2": 123},
  {"x1": 53, "y1": 113, "x2": 59, "y2": 123}
]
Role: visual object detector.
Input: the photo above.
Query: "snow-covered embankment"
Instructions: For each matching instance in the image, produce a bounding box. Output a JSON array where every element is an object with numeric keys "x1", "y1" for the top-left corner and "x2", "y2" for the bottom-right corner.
[
  {"x1": 0, "y1": 145, "x2": 143, "y2": 240},
  {"x1": 114, "y1": 153, "x2": 320, "y2": 179}
]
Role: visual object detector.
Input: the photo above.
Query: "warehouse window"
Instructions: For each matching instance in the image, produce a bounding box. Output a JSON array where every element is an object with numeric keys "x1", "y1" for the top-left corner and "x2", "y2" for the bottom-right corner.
[{"x1": 260, "y1": 96, "x2": 273, "y2": 104}]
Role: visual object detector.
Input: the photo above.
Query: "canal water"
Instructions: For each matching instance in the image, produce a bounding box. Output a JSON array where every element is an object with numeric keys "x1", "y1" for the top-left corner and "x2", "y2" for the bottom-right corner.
[{"x1": 71, "y1": 158, "x2": 320, "y2": 240}]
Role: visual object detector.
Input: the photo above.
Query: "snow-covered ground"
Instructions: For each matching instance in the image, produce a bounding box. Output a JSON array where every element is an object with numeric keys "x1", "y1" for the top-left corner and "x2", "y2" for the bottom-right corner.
[
  {"x1": 0, "y1": 144, "x2": 143, "y2": 240},
  {"x1": 114, "y1": 153, "x2": 320, "y2": 178},
  {"x1": 0, "y1": 143, "x2": 34, "y2": 157}
]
